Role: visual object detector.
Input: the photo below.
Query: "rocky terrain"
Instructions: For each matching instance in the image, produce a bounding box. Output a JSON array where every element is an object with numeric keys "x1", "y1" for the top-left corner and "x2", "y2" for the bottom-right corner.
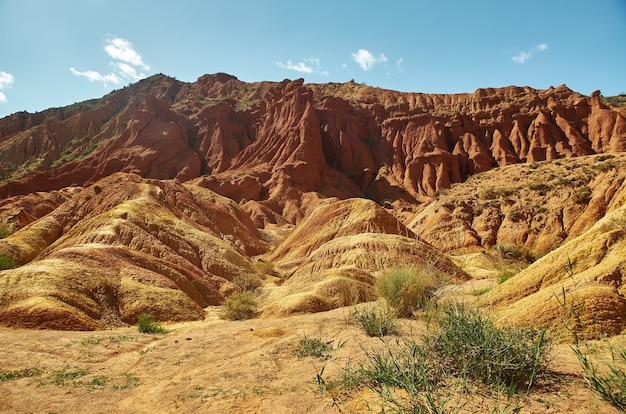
[
  {"x1": 0, "y1": 73, "x2": 626, "y2": 411},
  {"x1": 0, "y1": 73, "x2": 625, "y2": 335}
]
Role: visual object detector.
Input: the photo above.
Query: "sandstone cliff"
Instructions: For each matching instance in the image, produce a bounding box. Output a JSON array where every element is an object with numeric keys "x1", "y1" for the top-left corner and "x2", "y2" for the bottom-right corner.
[
  {"x1": 1, "y1": 73, "x2": 625, "y2": 332},
  {"x1": 1, "y1": 75, "x2": 624, "y2": 228}
]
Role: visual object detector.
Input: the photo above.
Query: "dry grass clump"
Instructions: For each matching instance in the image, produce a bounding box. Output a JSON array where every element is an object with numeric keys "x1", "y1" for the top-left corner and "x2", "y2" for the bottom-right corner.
[
  {"x1": 376, "y1": 266, "x2": 447, "y2": 317},
  {"x1": 319, "y1": 302, "x2": 552, "y2": 412},
  {"x1": 232, "y1": 273, "x2": 263, "y2": 292},
  {"x1": 352, "y1": 304, "x2": 399, "y2": 337},
  {"x1": 221, "y1": 291, "x2": 257, "y2": 320},
  {"x1": 136, "y1": 313, "x2": 167, "y2": 334}
]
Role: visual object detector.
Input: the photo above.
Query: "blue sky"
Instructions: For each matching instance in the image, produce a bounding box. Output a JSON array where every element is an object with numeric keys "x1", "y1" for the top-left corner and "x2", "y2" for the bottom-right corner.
[{"x1": 0, "y1": 0, "x2": 625, "y2": 118}]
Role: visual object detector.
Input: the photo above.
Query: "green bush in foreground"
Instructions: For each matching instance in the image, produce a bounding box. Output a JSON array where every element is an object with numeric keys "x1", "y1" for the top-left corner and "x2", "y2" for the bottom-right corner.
[
  {"x1": 352, "y1": 305, "x2": 399, "y2": 337},
  {"x1": 319, "y1": 303, "x2": 551, "y2": 412},
  {"x1": 376, "y1": 267, "x2": 445, "y2": 317},
  {"x1": 430, "y1": 304, "x2": 550, "y2": 391},
  {"x1": 221, "y1": 291, "x2": 257, "y2": 320},
  {"x1": 137, "y1": 313, "x2": 167, "y2": 334}
]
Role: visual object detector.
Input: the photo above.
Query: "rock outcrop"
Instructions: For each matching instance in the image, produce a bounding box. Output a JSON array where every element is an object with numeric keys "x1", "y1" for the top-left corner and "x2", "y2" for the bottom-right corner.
[
  {"x1": 0, "y1": 173, "x2": 267, "y2": 329},
  {"x1": 1, "y1": 75, "x2": 624, "y2": 228},
  {"x1": 1, "y1": 73, "x2": 625, "y2": 333},
  {"x1": 263, "y1": 198, "x2": 468, "y2": 316}
]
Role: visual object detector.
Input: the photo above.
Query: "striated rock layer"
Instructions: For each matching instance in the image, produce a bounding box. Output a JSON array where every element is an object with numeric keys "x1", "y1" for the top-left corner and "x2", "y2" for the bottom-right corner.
[
  {"x1": 1, "y1": 74, "x2": 624, "y2": 227},
  {"x1": 0, "y1": 173, "x2": 267, "y2": 329}
]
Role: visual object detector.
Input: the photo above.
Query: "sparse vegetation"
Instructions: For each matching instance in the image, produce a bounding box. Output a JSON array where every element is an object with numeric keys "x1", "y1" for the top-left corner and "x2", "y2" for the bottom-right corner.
[
  {"x1": 0, "y1": 368, "x2": 41, "y2": 382},
  {"x1": 319, "y1": 302, "x2": 551, "y2": 412},
  {"x1": 473, "y1": 286, "x2": 492, "y2": 296},
  {"x1": 557, "y1": 259, "x2": 626, "y2": 410},
  {"x1": 376, "y1": 267, "x2": 445, "y2": 317},
  {"x1": 0, "y1": 222, "x2": 14, "y2": 239},
  {"x1": 47, "y1": 367, "x2": 90, "y2": 386},
  {"x1": 221, "y1": 291, "x2": 257, "y2": 320},
  {"x1": 0, "y1": 253, "x2": 17, "y2": 270},
  {"x1": 430, "y1": 304, "x2": 550, "y2": 391},
  {"x1": 232, "y1": 273, "x2": 263, "y2": 292},
  {"x1": 81, "y1": 335, "x2": 137, "y2": 346},
  {"x1": 496, "y1": 270, "x2": 517, "y2": 284},
  {"x1": 573, "y1": 186, "x2": 592, "y2": 204},
  {"x1": 495, "y1": 243, "x2": 536, "y2": 263},
  {"x1": 352, "y1": 304, "x2": 399, "y2": 337},
  {"x1": 574, "y1": 343, "x2": 626, "y2": 410},
  {"x1": 137, "y1": 313, "x2": 167, "y2": 334},
  {"x1": 113, "y1": 373, "x2": 140, "y2": 390},
  {"x1": 508, "y1": 207, "x2": 524, "y2": 223},
  {"x1": 293, "y1": 335, "x2": 338, "y2": 359}
]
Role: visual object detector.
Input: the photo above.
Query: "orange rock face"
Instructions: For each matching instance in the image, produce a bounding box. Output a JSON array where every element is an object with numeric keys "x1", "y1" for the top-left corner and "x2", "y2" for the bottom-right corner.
[{"x1": 0, "y1": 75, "x2": 624, "y2": 227}]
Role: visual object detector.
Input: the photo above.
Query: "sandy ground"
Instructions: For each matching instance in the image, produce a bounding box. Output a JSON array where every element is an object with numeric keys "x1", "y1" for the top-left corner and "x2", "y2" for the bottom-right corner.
[{"x1": 0, "y1": 302, "x2": 622, "y2": 414}]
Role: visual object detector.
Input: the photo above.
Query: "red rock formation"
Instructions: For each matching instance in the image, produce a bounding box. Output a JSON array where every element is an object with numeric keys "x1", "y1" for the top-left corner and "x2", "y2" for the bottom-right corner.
[{"x1": 1, "y1": 75, "x2": 624, "y2": 226}]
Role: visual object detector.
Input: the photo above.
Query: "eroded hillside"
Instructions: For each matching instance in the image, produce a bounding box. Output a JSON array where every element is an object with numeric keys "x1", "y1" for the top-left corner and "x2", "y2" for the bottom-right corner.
[{"x1": 0, "y1": 74, "x2": 625, "y2": 334}]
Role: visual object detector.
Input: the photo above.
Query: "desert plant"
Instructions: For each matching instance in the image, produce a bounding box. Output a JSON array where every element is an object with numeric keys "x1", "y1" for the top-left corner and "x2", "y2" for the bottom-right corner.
[
  {"x1": 0, "y1": 222, "x2": 14, "y2": 239},
  {"x1": 496, "y1": 270, "x2": 516, "y2": 285},
  {"x1": 0, "y1": 368, "x2": 41, "y2": 382},
  {"x1": 136, "y1": 313, "x2": 167, "y2": 334},
  {"x1": 352, "y1": 304, "x2": 399, "y2": 337},
  {"x1": 220, "y1": 291, "x2": 257, "y2": 320},
  {"x1": 557, "y1": 259, "x2": 626, "y2": 410},
  {"x1": 47, "y1": 367, "x2": 90, "y2": 386},
  {"x1": 0, "y1": 253, "x2": 17, "y2": 270},
  {"x1": 293, "y1": 335, "x2": 337, "y2": 359},
  {"x1": 573, "y1": 187, "x2": 592, "y2": 204},
  {"x1": 232, "y1": 273, "x2": 262, "y2": 292},
  {"x1": 494, "y1": 243, "x2": 536, "y2": 263},
  {"x1": 430, "y1": 304, "x2": 550, "y2": 391},
  {"x1": 508, "y1": 207, "x2": 524, "y2": 223},
  {"x1": 376, "y1": 267, "x2": 445, "y2": 317},
  {"x1": 573, "y1": 343, "x2": 626, "y2": 410},
  {"x1": 318, "y1": 303, "x2": 550, "y2": 412}
]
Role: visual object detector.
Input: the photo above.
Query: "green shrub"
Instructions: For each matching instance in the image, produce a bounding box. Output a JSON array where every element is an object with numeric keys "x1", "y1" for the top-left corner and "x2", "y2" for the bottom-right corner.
[
  {"x1": 352, "y1": 305, "x2": 399, "y2": 337},
  {"x1": 319, "y1": 303, "x2": 552, "y2": 412},
  {"x1": 495, "y1": 243, "x2": 536, "y2": 263},
  {"x1": 232, "y1": 273, "x2": 262, "y2": 292},
  {"x1": 293, "y1": 335, "x2": 336, "y2": 359},
  {"x1": 0, "y1": 223, "x2": 14, "y2": 239},
  {"x1": 508, "y1": 207, "x2": 524, "y2": 223},
  {"x1": 573, "y1": 187, "x2": 592, "y2": 204},
  {"x1": 137, "y1": 313, "x2": 167, "y2": 334},
  {"x1": 0, "y1": 254, "x2": 17, "y2": 270},
  {"x1": 221, "y1": 291, "x2": 257, "y2": 320},
  {"x1": 430, "y1": 304, "x2": 550, "y2": 391},
  {"x1": 376, "y1": 267, "x2": 445, "y2": 317}
]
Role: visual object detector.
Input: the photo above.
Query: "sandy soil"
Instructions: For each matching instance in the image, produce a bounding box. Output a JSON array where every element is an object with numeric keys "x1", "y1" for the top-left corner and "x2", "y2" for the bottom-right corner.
[{"x1": 0, "y1": 303, "x2": 622, "y2": 414}]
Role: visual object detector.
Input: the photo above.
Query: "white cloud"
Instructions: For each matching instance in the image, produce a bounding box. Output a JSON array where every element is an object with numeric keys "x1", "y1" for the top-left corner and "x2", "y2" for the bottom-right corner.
[
  {"x1": 71, "y1": 37, "x2": 150, "y2": 86},
  {"x1": 115, "y1": 62, "x2": 146, "y2": 81},
  {"x1": 512, "y1": 51, "x2": 532, "y2": 64},
  {"x1": 512, "y1": 43, "x2": 549, "y2": 64},
  {"x1": 105, "y1": 38, "x2": 149, "y2": 70},
  {"x1": 276, "y1": 60, "x2": 313, "y2": 74},
  {"x1": 351, "y1": 49, "x2": 387, "y2": 71},
  {"x1": 276, "y1": 57, "x2": 329, "y2": 76},
  {"x1": 70, "y1": 67, "x2": 122, "y2": 85},
  {"x1": 0, "y1": 71, "x2": 15, "y2": 103},
  {"x1": 396, "y1": 57, "x2": 405, "y2": 74}
]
